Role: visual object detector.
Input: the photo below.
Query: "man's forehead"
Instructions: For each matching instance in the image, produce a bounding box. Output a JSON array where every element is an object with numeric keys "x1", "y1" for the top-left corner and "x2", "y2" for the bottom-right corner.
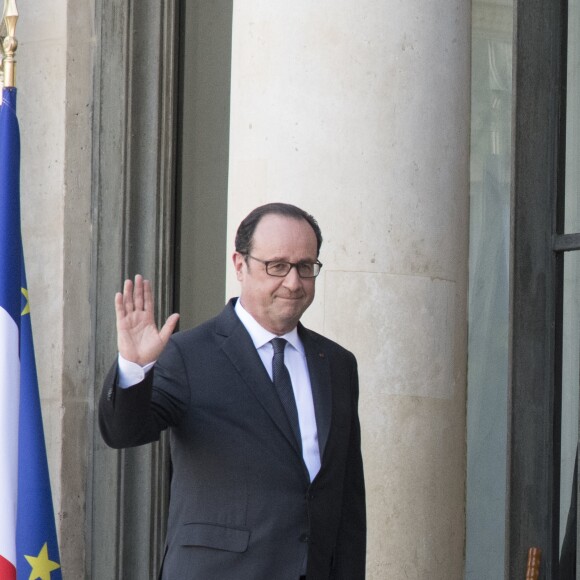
[
  {"x1": 253, "y1": 214, "x2": 313, "y2": 234},
  {"x1": 252, "y1": 216, "x2": 318, "y2": 260},
  {"x1": 252, "y1": 215, "x2": 317, "y2": 249}
]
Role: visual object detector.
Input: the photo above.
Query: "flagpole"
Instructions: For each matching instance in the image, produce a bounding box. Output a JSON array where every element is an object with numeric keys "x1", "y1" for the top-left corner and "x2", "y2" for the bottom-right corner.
[{"x1": 2, "y1": 0, "x2": 18, "y2": 89}]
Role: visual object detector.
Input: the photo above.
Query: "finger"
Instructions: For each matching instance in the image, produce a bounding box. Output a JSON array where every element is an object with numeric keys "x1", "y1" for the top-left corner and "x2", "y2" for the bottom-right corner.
[
  {"x1": 133, "y1": 274, "x2": 144, "y2": 311},
  {"x1": 123, "y1": 278, "x2": 134, "y2": 312},
  {"x1": 159, "y1": 313, "x2": 180, "y2": 344},
  {"x1": 143, "y1": 279, "x2": 154, "y2": 313},
  {"x1": 114, "y1": 291, "x2": 125, "y2": 321}
]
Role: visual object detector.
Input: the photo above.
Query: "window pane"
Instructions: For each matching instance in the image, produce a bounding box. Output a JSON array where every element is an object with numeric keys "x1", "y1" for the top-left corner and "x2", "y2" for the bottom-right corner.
[
  {"x1": 466, "y1": 1, "x2": 513, "y2": 578},
  {"x1": 560, "y1": 251, "x2": 580, "y2": 562},
  {"x1": 565, "y1": 0, "x2": 580, "y2": 234}
]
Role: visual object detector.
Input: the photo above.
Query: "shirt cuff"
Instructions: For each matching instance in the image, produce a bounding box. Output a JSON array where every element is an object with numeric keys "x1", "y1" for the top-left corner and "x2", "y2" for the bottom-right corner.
[{"x1": 117, "y1": 354, "x2": 156, "y2": 388}]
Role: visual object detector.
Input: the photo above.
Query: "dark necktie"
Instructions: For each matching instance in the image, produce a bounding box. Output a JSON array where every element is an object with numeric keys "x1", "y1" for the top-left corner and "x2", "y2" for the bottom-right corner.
[{"x1": 271, "y1": 338, "x2": 302, "y2": 449}]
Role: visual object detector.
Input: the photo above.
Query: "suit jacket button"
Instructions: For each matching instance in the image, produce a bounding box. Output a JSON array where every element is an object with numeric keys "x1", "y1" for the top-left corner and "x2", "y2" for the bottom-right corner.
[
  {"x1": 107, "y1": 387, "x2": 113, "y2": 401},
  {"x1": 299, "y1": 533, "x2": 310, "y2": 543}
]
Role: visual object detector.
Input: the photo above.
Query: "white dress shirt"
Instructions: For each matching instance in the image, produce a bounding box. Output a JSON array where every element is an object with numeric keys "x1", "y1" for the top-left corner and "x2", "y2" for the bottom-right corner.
[{"x1": 117, "y1": 299, "x2": 321, "y2": 481}]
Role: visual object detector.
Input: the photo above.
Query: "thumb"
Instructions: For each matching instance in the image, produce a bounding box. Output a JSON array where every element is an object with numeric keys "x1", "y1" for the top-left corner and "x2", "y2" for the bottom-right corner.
[{"x1": 159, "y1": 313, "x2": 180, "y2": 344}]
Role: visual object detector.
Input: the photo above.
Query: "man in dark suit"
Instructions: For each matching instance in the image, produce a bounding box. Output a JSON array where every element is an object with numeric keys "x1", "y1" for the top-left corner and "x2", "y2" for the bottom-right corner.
[{"x1": 99, "y1": 203, "x2": 366, "y2": 579}]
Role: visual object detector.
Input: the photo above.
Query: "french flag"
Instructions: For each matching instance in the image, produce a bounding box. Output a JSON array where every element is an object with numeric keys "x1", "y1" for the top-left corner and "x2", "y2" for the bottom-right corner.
[{"x1": 0, "y1": 87, "x2": 61, "y2": 579}]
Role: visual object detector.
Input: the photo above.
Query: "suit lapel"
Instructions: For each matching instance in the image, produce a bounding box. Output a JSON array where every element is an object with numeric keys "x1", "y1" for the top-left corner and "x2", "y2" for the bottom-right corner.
[
  {"x1": 299, "y1": 326, "x2": 332, "y2": 462},
  {"x1": 217, "y1": 301, "x2": 303, "y2": 458}
]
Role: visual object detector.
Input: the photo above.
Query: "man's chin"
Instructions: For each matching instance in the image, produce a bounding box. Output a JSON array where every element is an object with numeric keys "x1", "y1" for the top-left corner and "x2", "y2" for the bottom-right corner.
[{"x1": 281, "y1": 305, "x2": 312, "y2": 323}]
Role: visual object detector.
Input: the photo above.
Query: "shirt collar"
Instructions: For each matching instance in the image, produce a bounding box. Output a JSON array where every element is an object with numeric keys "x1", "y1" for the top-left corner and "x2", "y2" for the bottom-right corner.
[{"x1": 234, "y1": 298, "x2": 304, "y2": 354}]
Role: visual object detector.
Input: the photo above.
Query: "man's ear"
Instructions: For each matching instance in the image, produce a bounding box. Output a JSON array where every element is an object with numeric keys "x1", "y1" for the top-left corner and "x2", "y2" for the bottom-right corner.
[{"x1": 232, "y1": 252, "x2": 245, "y2": 281}]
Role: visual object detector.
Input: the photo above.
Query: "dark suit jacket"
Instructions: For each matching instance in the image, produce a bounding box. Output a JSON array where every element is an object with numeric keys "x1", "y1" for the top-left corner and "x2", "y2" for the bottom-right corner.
[{"x1": 99, "y1": 299, "x2": 366, "y2": 580}]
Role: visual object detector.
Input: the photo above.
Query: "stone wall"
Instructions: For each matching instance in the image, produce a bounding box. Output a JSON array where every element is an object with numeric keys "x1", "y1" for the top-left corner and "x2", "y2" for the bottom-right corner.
[{"x1": 15, "y1": 0, "x2": 469, "y2": 576}]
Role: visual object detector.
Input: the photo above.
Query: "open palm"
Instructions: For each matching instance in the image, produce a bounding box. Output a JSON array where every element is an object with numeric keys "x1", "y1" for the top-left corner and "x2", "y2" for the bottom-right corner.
[{"x1": 115, "y1": 275, "x2": 179, "y2": 366}]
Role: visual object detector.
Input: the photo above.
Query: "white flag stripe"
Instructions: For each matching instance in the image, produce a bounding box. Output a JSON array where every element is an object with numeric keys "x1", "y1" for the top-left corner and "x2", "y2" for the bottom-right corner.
[{"x1": 0, "y1": 306, "x2": 19, "y2": 568}]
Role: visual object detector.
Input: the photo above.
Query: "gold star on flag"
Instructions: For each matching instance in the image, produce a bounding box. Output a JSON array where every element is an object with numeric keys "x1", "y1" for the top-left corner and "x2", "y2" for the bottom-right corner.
[
  {"x1": 24, "y1": 543, "x2": 60, "y2": 580},
  {"x1": 21, "y1": 286, "x2": 30, "y2": 315}
]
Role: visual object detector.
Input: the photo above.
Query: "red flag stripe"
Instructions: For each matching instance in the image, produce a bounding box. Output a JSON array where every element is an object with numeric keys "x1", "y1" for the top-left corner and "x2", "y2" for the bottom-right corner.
[{"x1": 0, "y1": 555, "x2": 16, "y2": 580}]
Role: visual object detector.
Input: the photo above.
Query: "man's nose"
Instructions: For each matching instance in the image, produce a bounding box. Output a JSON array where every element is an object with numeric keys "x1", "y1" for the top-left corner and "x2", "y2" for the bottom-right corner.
[{"x1": 283, "y1": 265, "x2": 302, "y2": 289}]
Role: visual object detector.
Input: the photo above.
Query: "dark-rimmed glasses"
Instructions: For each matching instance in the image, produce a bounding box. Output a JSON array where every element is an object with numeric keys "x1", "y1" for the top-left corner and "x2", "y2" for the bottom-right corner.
[{"x1": 245, "y1": 254, "x2": 323, "y2": 278}]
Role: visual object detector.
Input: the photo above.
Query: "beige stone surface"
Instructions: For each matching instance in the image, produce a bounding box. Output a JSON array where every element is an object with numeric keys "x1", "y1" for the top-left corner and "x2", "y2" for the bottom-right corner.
[
  {"x1": 324, "y1": 271, "x2": 456, "y2": 399},
  {"x1": 227, "y1": 1, "x2": 470, "y2": 577},
  {"x1": 325, "y1": 272, "x2": 466, "y2": 578},
  {"x1": 18, "y1": 2, "x2": 68, "y2": 523},
  {"x1": 227, "y1": 0, "x2": 469, "y2": 277},
  {"x1": 16, "y1": 5, "x2": 94, "y2": 575},
  {"x1": 363, "y1": 395, "x2": 466, "y2": 579}
]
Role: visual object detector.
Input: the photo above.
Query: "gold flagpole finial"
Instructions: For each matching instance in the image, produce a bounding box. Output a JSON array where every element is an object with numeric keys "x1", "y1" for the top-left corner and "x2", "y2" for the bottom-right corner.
[
  {"x1": 1, "y1": 0, "x2": 19, "y2": 89},
  {"x1": 0, "y1": 3, "x2": 5, "y2": 88}
]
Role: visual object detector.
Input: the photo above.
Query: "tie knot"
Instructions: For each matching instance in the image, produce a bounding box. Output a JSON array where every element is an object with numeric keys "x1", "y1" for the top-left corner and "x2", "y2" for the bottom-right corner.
[{"x1": 271, "y1": 337, "x2": 287, "y2": 355}]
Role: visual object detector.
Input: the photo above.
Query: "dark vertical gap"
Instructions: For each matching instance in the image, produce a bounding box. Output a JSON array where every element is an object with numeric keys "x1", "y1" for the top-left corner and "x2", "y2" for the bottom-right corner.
[
  {"x1": 172, "y1": 0, "x2": 186, "y2": 334},
  {"x1": 153, "y1": 0, "x2": 181, "y2": 571},
  {"x1": 171, "y1": 1, "x2": 234, "y2": 559},
  {"x1": 555, "y1": 248, "x2": 566, "y2": 578},
  {"x1": 509, "y1": 0, "x2": 565, "y2": 575},
  {"x1": 555, "y1": 0, "x2": 569, "y2": 576},
  {"x1": 556, "y1": 0, "x2": 570, "y2": 239},
  {"x1": 172, "y1": 0, "x2": 233, "y2": 329}
]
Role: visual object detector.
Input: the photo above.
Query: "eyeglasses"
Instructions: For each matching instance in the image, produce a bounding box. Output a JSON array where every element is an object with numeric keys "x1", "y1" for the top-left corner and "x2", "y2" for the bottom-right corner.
[{"x1": 245, "y1": 254, "x2": 323, "y2": 278}]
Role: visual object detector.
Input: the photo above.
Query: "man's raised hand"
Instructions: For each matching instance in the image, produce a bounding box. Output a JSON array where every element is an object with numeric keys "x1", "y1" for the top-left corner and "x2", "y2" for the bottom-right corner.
[{"x1": 115, "y1": 275, "x2": 180, "y2": 366}]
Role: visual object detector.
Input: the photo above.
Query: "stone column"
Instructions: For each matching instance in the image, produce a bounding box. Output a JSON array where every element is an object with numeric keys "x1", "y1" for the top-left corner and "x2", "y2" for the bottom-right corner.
[
  {"x1": 18, "y1": 0, "x2": 94, "y2": 575},
  {"x1": 17, "y1": 0, "x2": 68, "y2": 554},
  {"x1": 226, "y1": 1, "x2": 470, "y2": 577}
]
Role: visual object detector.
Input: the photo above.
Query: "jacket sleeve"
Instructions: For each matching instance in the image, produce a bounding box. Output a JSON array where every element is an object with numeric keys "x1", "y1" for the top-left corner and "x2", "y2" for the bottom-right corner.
[
  {"x1": 332, "y1": 356, "x2": 367, "y2": 579},
  {"x1": 98, "y1": 338, "x2": 190, "y2": 449}
]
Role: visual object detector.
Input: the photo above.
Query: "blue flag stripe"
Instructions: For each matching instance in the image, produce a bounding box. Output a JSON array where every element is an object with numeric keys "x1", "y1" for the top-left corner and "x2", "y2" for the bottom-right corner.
[
  {"x1": 0, "y1": 88, "x2": 21, "y2": 325},
  {"x1": 17, "y1": 260, "x2": 62, "y2": 578}
]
